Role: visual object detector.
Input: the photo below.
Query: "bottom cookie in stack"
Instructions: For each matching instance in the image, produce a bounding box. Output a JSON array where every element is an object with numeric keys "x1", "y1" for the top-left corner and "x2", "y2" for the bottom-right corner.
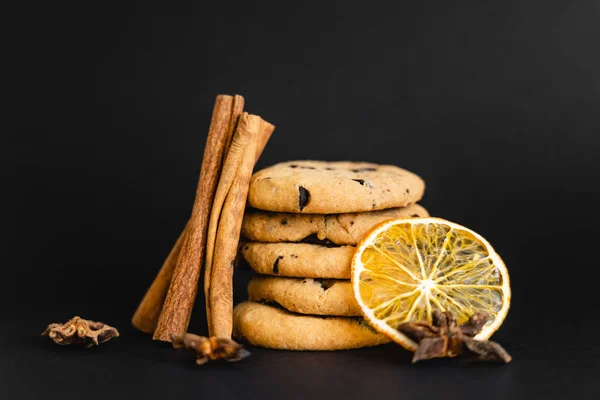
[{"x1": 233, "y1": 301, "x2": 389, "y2": 351}]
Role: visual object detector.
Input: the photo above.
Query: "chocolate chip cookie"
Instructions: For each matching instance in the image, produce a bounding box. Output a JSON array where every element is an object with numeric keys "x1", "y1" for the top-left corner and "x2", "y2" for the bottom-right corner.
[
  {"x1": 233, "y1": 301, "x2": 389, "y2": 350},
  {"x1": 248, "y1": 161, "x2": 425, "y2": 214},
  {"x1": 241, "y1": 242, "x2": 354, "y2": 279},
  {"x1": 247, "y1": 276, "x2": 361, "y2": 316},
  {"x1": 242, "y1": 203, "x2": 429, "y2": 245}
]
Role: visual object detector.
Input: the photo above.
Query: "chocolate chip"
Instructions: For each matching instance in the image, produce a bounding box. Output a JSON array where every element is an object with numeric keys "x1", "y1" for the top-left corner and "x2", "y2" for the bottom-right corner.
[
  {"x1": 352, "y1": 179, "x2": 374, "y2": 189},
  {"x1": 405, "y1": 188, "x2": 410, "y2": 194},
  {"x1": 290, "y1": 254, "x2": 298, "y2": 258},
  {"x1": 243, "y1": 245, "x2": 249, "y2": 250},
  {"x1": 314, "y1": 279, "x2": 334, "y2": 290},
  {"x1": 372, "y1": 202, "x2": 377, "y2": 209},
  {"x1": 351, "y1": 167, "x2": 377, "y2": 173},
  {"x1": 273, "y1": 256, "x2": 283, "y2": 274},
  {"x1": 291, "y1": 164, "x2": 316, "y2": 170},
  {"x1": 411, "y1": 214, "x2": 420, "y2": 217},
  {"x1": 350, "y1": 221, "x2": 355, "y2": 226},
  {"x1": 299, "y1": 234, "x2": 337, "y2": 247},
  {"x1": 281, "y1": 219, "x2": 288, "y2": 225},
  {"x1": 298, "y1": 186, "x2": 310, "y2": 211}
]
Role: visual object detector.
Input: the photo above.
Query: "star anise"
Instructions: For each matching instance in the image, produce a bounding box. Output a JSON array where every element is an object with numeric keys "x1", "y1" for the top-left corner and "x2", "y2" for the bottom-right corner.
[
  {"x1": 42, "y1": 316, "x2": 119, "y2": 348},
  {"x1": 398, "y1": 311, "x2": 512, "y2": 363},
  {"x1": 170, "y1": 333, "x2": 251, "y2": 365}
]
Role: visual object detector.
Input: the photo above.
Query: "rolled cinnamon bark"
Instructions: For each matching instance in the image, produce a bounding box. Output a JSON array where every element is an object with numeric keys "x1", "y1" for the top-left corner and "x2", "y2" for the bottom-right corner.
[
  {"x1": 209, "y1": 114, "x2": 260, "y2": 338},
  {"x1": 205, "y1": 116, "x2": 274, "y2": 334},
  {"x1": 204, "y1": 113, "x2": 253, "y2": 333},
  {"x1": 152, "y1": 95, "x2": 239, "y2": 341}
]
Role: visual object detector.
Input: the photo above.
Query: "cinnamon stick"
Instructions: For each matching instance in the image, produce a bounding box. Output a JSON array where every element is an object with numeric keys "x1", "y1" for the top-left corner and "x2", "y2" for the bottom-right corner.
[
  {"x1": 209, "y1": 115, "x2": 261, "y2": 338},
  {"x1": 131, "y1": 222, "x2": 189, "y2": 333},
  {"x1": 204, "y1": 113, "x2": 253, "y2": 333},
  {"x1": 204, "y1": 116, "x2": 274, "y2": 333},
  {"x1": 152, "y1": 95, "x2": 240, "y2": 341}
]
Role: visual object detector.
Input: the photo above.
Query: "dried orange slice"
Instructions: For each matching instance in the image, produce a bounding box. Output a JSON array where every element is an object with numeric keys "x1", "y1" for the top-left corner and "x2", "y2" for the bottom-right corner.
[{"x1": 351, "y1": 217, "x2": 510, "y2": 350}]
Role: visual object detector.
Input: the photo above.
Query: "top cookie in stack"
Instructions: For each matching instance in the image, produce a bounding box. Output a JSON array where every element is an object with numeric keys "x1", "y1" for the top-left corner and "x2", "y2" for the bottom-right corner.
[
  {"x1": 233, "y1": 161, "x2": 428, "y2": 351},
  {"x1": 247, "y1": 160, "x2": 424, "y2": 214}
]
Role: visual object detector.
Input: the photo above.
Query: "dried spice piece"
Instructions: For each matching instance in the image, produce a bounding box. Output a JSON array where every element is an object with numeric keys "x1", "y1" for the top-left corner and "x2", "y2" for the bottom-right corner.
[
  {"x1": 42, "y1": 316, "x2": 119, "y2": 348},
  {"x1": 398, "y1": 311, "x2": 512, "y2": 363},
  {"x1": 171, "y1": 333, "x2": 250, "y2": 365}
]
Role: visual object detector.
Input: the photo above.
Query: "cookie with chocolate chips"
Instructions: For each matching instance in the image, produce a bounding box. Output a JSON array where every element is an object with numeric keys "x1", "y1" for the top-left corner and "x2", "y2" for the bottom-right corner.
[
  {"x1": 247, "y1": 276, "x2": 361, "y2": 316},
  {"x1": 241, "y1": 242, "x2": 354, "y2": 279},
  {"x1": 248, "y1": 161, "x2": 425, "y2": 214},
  {"x1": 242, "y1": 203, "x2": 429, "y2": 245},
  {"x1": 233, "y1": 301, "x2": 390, "y2": 350}
]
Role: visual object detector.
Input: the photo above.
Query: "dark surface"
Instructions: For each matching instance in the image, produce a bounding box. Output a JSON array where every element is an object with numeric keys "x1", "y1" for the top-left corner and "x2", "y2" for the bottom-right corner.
[{"x1": 4, "y1": 1, "x2": 600, "y2": 399}]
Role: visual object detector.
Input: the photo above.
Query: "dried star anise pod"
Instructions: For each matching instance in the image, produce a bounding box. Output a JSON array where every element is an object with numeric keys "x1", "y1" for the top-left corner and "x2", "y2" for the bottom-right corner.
[
  {"x1": 42, "y1": 316, "x2": 119, "y2": 348},
  {"x1": 398, "y1": 311, "x2": 512, "y2": 363},
  {"x1": 170, "y1": 333, "x2": 251, "y2": 365}
]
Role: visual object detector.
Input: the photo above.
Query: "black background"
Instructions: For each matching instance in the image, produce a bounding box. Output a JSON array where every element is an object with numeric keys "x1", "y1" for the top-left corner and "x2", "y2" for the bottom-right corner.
[{"x1": 4, "y1": 1, "x2": 600, "y2": 399}]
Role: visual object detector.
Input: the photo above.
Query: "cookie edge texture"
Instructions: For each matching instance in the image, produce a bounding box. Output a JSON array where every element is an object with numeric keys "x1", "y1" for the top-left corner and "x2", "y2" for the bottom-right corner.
[{"x1": 233, "y1": 301, "x2": 390, "y2": 350}]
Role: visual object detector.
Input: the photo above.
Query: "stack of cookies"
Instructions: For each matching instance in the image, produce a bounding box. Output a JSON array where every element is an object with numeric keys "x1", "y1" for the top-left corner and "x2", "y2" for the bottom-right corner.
[{"x1": 233, "y1": 161, "x2": 428, "y2": 350}]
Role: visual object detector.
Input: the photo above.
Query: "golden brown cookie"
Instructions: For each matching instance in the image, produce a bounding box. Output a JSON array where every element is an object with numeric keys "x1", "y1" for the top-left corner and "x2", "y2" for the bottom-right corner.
[
  {"x1": 233, "y1": 301, "x2": 390, "y2": 350},
  {"x1": 247, "y1": 276, "x2": 361, "y2": 316},
  {"x1": 248, "y1": 161, "x2": 425, "y2": 214},
  {"x1": 242, "y1": 204, "x2": 429, "y2": 245},
  {"x1": 241, "y1": 242, "x2": 354, "y2": 279}
]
